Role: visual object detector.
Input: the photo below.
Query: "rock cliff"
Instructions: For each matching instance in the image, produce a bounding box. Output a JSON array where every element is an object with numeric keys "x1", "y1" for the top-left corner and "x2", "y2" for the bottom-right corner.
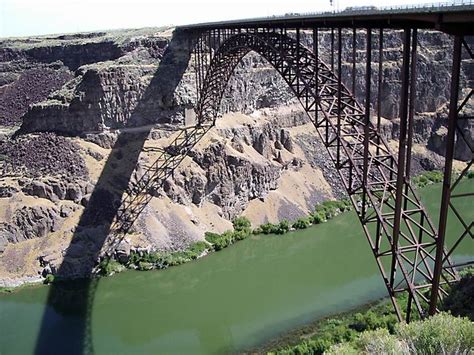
[{"x1": 0, "y1": 27, "x2": 470, "y2": 284}]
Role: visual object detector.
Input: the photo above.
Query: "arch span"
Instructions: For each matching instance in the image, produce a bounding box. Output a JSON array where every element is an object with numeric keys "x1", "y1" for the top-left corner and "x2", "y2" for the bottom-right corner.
[{"x1": 190, "y1": 30, "x2": 458, "y2": 320}]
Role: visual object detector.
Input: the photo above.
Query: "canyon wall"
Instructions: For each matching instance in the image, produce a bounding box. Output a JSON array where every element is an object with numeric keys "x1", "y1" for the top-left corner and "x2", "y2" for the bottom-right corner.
[{"x1": 0, "y1": 27, "x2": 471, "y2": 283}]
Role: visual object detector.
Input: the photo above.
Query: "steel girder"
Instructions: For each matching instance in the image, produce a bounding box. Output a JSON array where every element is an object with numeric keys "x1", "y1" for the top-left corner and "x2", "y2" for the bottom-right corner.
[
  {"x1": 104, "y1": 27, "x2": 471, "y2": 321},
  {"x1": 189, "y1": 28, "x2": 464, "y2": 320}
]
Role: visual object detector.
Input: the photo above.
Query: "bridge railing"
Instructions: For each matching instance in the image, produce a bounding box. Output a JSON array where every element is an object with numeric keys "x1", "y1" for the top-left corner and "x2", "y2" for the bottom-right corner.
[
  {"x1": 180, "y1": 1, "x2": 473, "y2": 30},
  {"x1": 276, "y1": 1, "x2": 474, "y2": 18}
]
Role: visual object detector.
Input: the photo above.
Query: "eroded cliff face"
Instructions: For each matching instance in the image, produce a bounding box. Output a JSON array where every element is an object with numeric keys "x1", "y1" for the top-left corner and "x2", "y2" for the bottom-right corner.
[
  {"x1": 0, "y1": 27, "x2": 470, "y2": 284},
  {"x1": 17, "y1": 29, "x2": 472, "y2": 140}
]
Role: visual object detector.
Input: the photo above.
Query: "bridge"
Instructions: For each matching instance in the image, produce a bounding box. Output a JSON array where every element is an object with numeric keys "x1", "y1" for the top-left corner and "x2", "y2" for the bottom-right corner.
[
  {"x1": 34, "y1": 4, "x2": 474, "y2": 353},
  {"x1": 116, "y1": 4, "x2": 474, "y2": 322}
]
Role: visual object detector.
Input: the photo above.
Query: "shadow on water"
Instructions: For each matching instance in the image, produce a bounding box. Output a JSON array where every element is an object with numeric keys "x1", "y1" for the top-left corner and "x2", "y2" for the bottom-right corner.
[{"x1": 34, "y1": 29, "x2": 193, "y2": 354}]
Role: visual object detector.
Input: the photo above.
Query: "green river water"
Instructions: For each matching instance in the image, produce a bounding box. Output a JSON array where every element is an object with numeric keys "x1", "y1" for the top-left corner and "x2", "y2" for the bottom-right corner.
[{"x1": 0, "y1": 181, "x2": 472, "y2": 354}]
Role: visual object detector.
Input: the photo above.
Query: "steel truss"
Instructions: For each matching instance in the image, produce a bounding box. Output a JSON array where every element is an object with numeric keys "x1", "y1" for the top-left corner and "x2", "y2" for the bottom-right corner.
[
  {"x1": 105, "y1": 27, "x2": 472, "y2": 322},
  {"x1": 188, "y1": 28, "x2": 471, "y2": 321},
  {"x1": 430, "y1": 35, "x2": 474, "y2": 314}
]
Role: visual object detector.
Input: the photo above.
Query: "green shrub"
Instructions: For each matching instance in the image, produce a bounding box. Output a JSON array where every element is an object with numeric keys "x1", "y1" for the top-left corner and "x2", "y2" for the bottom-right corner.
[
  {"x1": 310, "y1": 211, "x2": 326, "y2": 224},
  {"x1": 232, "y1": 229, "x2": 249, "y2": 241},
  {"x1": 276, "y1": 220, "x2": 291, "y2": 234},
  {"x1": 277, "y1": 338, "x2": 333, "y2": 355},
  {"x1": 349, "y1": 311, "x2": 385, "y2": 332},
  {"x1": 207, "y1": 230, "x2": 235, "y2": 251},
  {"x1": 43, "y1": 274, "x2": 55, "y2": 284},
  {"x1": 356, "y1": 328, "x2": 409, "y2": 354},
  {"x1": 467, "y1": 170, "x2": 474, "y2": 179},
  {"x1": 314, "y1": 200, "x2": 348, "y2": 220},
  {"x1": 396, "y1": 312, "x2": 474, "y2": 354},
  {"x1": 137, "y1": 261, "x2": 154, "y2": 270},
  {"x1": 187, "y1": 241, "x2": 208, "y2": 256},
  {"x1": 232, "y1": 216, "x2": 251, "y2": 233},
  {"x1": 413, "y1": 170, "x2": 444, "y2": 188},
  {"x1": 260, "y1": 222, "x2": 279, "y2": 234},
  {"x1": 324, "y1": 342, "x2": 359, "y2": 355},
  {"x1": 98, "y1": 259, "x2": 124, "y2": 276},
  {"x1": 292, "y1": 217, "x2": 311, "y2": 230},
  {"x1": 204, "y1": 231, "x2": 221, "y2": 244}
]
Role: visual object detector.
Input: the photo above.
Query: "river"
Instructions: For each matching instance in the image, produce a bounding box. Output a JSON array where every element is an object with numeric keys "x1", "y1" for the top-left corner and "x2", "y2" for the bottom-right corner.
[{"x1": 0, "y1": 181, "x2": 472, "y2": 354}]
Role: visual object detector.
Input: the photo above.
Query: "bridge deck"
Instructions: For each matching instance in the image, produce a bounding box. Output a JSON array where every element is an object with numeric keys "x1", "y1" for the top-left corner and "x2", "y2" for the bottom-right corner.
[{"x1": 177, "y1": 4, "x2": 474, "y2": 35}]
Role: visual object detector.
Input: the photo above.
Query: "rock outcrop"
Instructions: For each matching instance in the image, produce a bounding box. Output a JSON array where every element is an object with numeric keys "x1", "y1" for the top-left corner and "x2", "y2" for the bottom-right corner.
[{"x1": 0, "y1": 205, "x2": 61, "y2": 246}]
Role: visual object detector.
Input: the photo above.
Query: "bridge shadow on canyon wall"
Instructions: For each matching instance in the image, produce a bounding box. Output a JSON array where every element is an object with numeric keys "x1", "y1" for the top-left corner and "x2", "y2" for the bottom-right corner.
[{"x1": 34, "y1": 30, "x2": 192, "y2": 355}]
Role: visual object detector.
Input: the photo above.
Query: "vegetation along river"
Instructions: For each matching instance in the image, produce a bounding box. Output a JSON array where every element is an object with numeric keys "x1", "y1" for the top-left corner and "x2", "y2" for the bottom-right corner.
[{"x1": 0, "y1": 180, "x2": 472, "y2": 354}]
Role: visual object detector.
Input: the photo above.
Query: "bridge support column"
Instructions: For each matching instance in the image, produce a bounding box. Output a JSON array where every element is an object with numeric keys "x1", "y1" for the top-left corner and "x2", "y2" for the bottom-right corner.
[
  {"x1": 362, "y1": 28, "x2": 372, "y2": 220},
  {"x1": 429, "y1": 35, "x2": 463, "y2": 316},
  {"x1": 391, "y1": 29, "x2": 411, "y2": 290}
]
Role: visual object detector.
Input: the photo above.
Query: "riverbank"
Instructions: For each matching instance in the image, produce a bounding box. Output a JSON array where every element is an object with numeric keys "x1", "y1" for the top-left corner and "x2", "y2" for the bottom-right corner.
[
  {"x1": 94, "y1": 198, "x2": 353, "y2": 277},
  {"x1": 258, "y1": 268, "x2": 474, "y2": 354},
  {"x1": 95, "y1": 170, "x2": 471, "y2": 279},
  {"x1": 3, "y1": 170, "x2": 469, "y2": 289}
]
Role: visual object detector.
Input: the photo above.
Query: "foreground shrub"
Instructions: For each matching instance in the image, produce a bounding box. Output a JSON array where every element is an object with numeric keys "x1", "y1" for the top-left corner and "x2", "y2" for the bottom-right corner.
[
  {"x1": 356, "y1": 328, "x2": 409, "y2": 354},
  {"x1": 349, "y1": 311, "x2": 386, "y2": 332},
  {"x1": 278, "y1": 338, "x2": 333, "y2": 355},
  {"x1": 324, "y1": 342, "x2": 359, "y2": 355},
  {"x1": 396, "y1": 312, "x2": 474, "y2": 354}
]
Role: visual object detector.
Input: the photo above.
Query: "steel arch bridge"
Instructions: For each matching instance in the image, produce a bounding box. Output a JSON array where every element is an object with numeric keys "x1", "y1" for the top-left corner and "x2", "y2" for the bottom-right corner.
[
  {"x1": 112, "y1": 17, "x2": 474, "y2": 322},
  {"x1": 34, "y1": 6, "x2": 473, "y2": 355}
]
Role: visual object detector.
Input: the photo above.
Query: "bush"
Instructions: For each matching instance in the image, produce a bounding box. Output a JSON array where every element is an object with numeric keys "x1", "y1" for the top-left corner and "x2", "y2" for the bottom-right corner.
[
  {"x1": 137, "y1": 261, "x2": 154, "y2": 270},
  {"x1": 232, "y1": 216, "x2": 252, "y2": 233},
  {"x1": 187, "y1": 241, "x2": 208, "y2": 257},
  {"x1": 260, "y1": 222, "x2": 279, "y2": 234},
  {"x1": 205, "y1": 230, "x2": 240, "y2": 251},
  {"x1": 467, "y1": 170, "x2": 474, "y2": 179},
  {"x1": 310, "y1": 211, "x2": 326, "y2": 224},
  {"x1": 233, "y1": 229, "x2": 249, "y2": 241},
  {"x1": 349, "y1": 311, "x2": 385, "y2": 332},
  {"x1": 324, "y1": 342, "x2": 359, "y2": 355},
  {"x1": 413, "y1": 170, "x2": 444, "y2": 187},
  {"x1": 395, "y1": 312, "x2": 474, "y2": 354},
  {"x1": 278, "y1": 338, "x2": 333, "y2": 355},
  {"x1": 204, "y1": 231, "x2": 221, "y2": 244},
  {"x1": 314, "y1": 200, "x2": 350, "y2": 220},
  {"x1": 98, "y1": 259, "x2": 124, "y2": 276},
  {"x1": 356, "y1": 328, "x2": 409, "y2": 354},
  {"x1": 43, "y1": 274, "x2": 55, "y2": 284},
  {"x1": 276, "y1": 220, "x2": 291, "y2": 234},
  {"x1": 292, "y1": 217, "x2": 311, "y2": 230}
]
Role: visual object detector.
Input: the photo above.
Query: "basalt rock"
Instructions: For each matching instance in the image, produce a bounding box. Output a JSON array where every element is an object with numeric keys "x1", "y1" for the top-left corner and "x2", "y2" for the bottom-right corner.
[
  {"x1": 0, "y1": 132, "x2": 88, "y2": 178},
  {"x1": 0, "y1": 65, "x2": 73, "y2": 126},
  {"x1": 0, "y1": 205, "x2": 61, "y2": 245},
  {"x1": 163, "y1": 120, "x2": 298, "y2": 219}
]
